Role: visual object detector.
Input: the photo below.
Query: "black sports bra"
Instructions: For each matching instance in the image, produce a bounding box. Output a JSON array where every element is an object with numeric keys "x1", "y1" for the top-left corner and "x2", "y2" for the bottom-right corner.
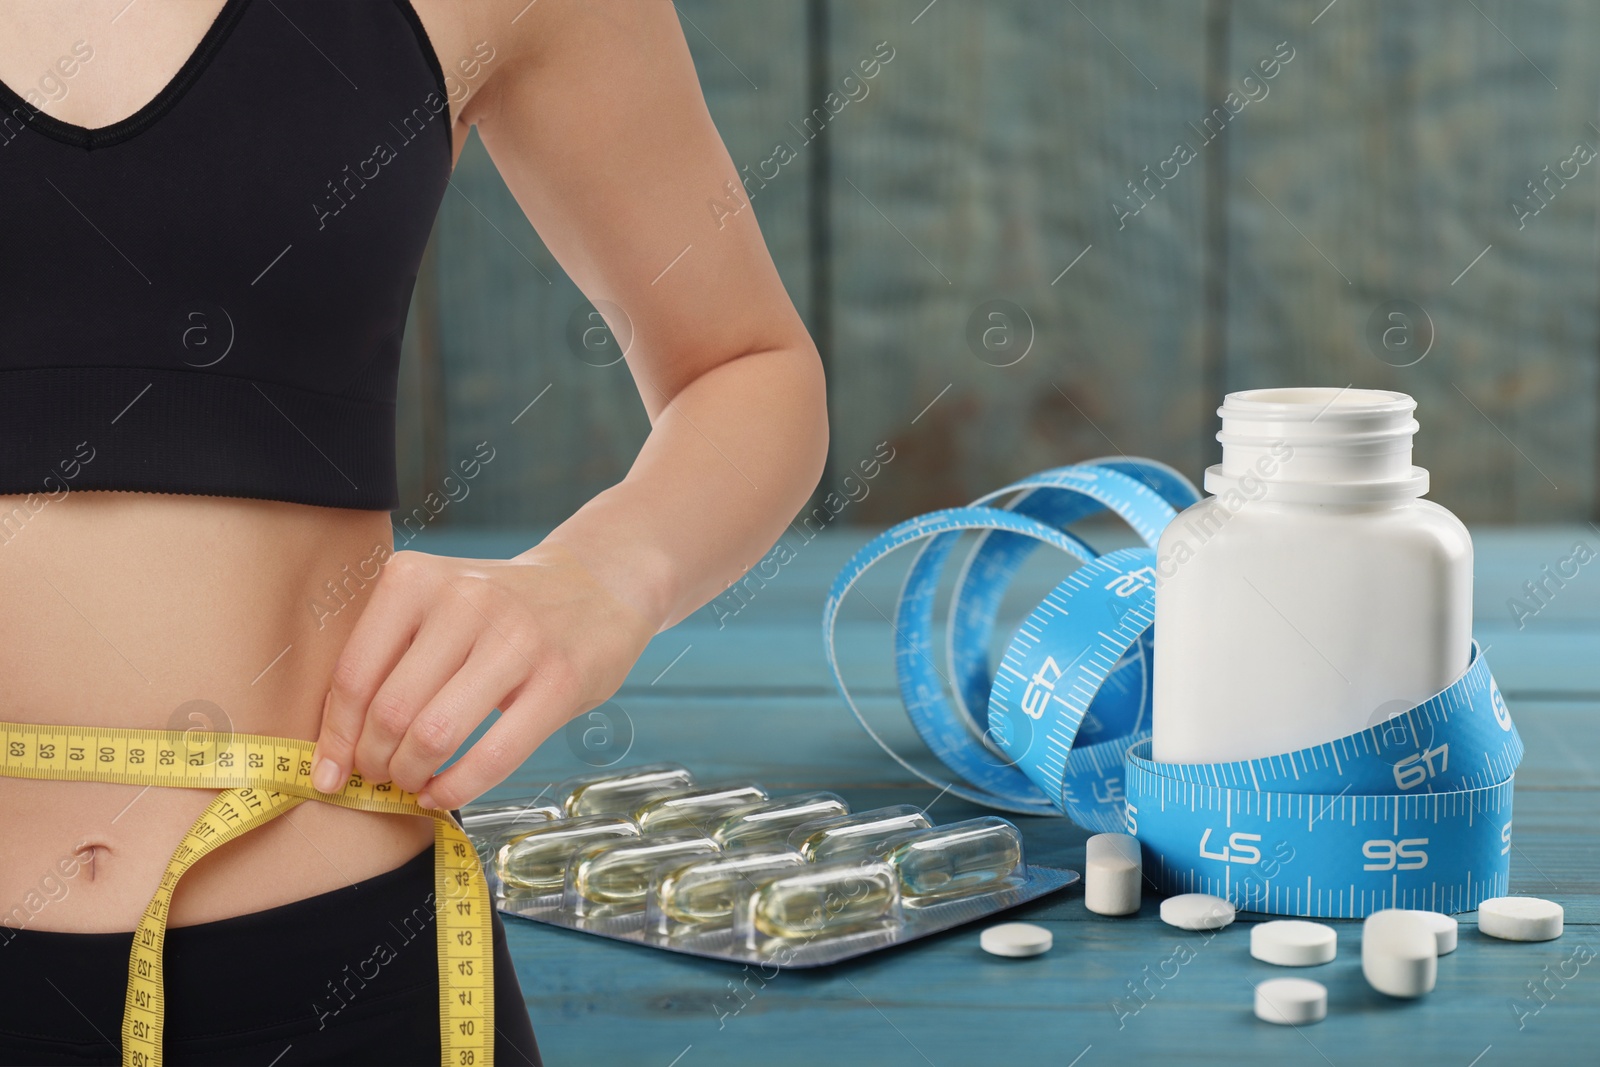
[{"x1": 0, "y1": 0, "x2": 451, "y2": 511}]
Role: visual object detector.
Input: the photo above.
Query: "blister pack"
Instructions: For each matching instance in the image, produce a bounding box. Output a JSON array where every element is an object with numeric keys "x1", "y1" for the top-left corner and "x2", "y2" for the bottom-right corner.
[{"x1": 461, "y1": 763, "x2": 1078, "y2": 967}]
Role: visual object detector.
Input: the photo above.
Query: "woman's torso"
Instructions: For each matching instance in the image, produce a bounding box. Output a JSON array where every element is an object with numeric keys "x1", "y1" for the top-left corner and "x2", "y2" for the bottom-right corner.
[{"x1": 0, "y1": 0, "x2": 487, "y2": 932}]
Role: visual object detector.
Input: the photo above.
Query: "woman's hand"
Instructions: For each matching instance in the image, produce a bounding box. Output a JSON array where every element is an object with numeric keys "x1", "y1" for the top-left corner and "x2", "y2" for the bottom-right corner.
[{"x1": 308, "y1": 544, "x2": 657, "y2": 810}]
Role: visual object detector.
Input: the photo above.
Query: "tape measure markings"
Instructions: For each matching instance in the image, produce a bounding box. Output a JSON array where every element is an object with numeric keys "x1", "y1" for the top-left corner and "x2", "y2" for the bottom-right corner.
[
  {"x1": 1145, "y1": 649, "x2": 1522, "y2": 796},
  {"x1": 989, "y1": 549, "x2": 1159, "y2": 832},
  {"x1": 893, "y1": 506, "x2": 1095, "y2": 790},
  {"x1": 949, "y1": 462, "x2": 1192, "y2": 738},
  {"x1": 126, "y1": 787, "x2": 303, "y2": 1060},
  {"x1": 823, "y1": 507, "x2": 1093, "y2": 814},
  {"x1": 822, "y1": 465, "x2": 1184, "y2": 820},
  {"x1": 0, "y1": 722, "x2": 493, "y2": 1067}
]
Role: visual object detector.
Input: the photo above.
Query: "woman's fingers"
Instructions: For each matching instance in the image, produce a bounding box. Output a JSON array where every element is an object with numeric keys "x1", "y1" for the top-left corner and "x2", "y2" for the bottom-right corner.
[
  {"x1": 350, "y1": 609, "x2": 478, "y2": 787},
  {"x1": 416, "y1": 682, "x2": 556, "y2": 811},
  {"x1": 385, "y1": 636, "x2": 532, "y2": 794},
  {"x1": 411, "y1": 612, "x2": 581, "y2": 808},
  {"x1": 312, "y1": 551, "x2": 431, "y2": 792}
]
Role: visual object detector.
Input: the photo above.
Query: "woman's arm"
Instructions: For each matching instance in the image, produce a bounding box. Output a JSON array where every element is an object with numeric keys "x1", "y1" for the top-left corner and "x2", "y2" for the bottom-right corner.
[{"x1": 309, "y1": 0, "x2": 827, "y2": 808}]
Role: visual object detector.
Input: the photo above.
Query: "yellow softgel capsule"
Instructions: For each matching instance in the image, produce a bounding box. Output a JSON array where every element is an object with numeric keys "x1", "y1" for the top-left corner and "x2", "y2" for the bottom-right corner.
[
  {"x1": 788, "y1": 805, "x2": 931, "y2": 864},
  {"x1": 654, "y1": 847, "x2": 807, "y2": 924},
  {"x1": 711, "y1": 792, "x2": 850, "y2": 849},
  {"x1": 496, "y1": 815, "x2": 640, "y2": 890},
  {"x1": 461, "y1": 799, "x2": 565, "y2": 867},
  {"x1": 745, "y1": 860, "x2": 901, "y2": 940},
  {"x1": 461, "y1": 800, "x2": 564, "y2": 839},
  {"x1": 570, "y1": 832, "x2": 720, "y2": 908},
  {"x1": 881, "y1": 817, "x2": 1024, "y2": 904},
  {"x1": 562, "y1": 763, "x2": 695, "y2": 817},
  {"x1": 634, "y1": 783, "x2": 770, "y2": 834}
]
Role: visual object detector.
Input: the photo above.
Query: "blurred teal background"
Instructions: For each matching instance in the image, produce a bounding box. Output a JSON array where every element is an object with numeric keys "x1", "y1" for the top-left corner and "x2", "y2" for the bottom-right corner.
[{"x1": 394, "y1": 0, "x2": 1600, "y2": 529}]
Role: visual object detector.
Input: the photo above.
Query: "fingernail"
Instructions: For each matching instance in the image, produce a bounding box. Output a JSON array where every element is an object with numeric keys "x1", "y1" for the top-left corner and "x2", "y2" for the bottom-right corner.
[
  {"x1": 312, "y1": 758, "x2": 342, "y2": 793},
  {"x1": 417, "y1": 791, "x2": 437, "y2": 809}
]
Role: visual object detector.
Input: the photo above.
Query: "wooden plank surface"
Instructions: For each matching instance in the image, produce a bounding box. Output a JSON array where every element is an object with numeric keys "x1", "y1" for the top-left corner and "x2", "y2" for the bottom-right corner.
[
  {"x1": 413, "y1": 526, "x2": 1600, "y2": 1066},
  {"x1": 1223, "y1": 0, "x2": 1600, "y2": 524},
  {"x1": 825, "y1": 0, "x2": 1215, "y2": 522}
]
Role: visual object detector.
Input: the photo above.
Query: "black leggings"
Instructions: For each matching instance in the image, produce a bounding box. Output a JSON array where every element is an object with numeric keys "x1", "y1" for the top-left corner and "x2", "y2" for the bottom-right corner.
[{"x1": 0, "y1": 838, "x2": 541, "y2": 1066}]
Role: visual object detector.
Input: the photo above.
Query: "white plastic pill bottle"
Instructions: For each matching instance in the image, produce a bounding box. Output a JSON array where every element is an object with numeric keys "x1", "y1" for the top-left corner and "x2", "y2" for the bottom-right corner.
[{"x1": 1151, "y1": 387, "x2": 1472, "y2": 764}]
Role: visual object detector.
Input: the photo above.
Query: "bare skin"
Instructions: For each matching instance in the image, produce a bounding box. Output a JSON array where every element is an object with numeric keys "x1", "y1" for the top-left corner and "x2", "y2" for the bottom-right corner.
[{"x1": 0, "y1": 0, "x2": 827, "y2": 933}]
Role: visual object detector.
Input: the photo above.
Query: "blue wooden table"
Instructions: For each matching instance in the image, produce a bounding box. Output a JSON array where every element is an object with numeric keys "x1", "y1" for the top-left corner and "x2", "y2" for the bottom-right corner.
[{"x1": 429, "y1": 526, "x2": 1599, "y2": 1067}]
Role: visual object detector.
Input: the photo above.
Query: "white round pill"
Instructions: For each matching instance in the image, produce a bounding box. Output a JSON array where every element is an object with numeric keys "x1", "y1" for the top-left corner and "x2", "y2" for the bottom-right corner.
[
  {"x1": 1478, "y1": 896, "x2": 1563, "y2": 942},
  {"x1": 1251, "y1": 920, "x2": 1337, "y2": 966},
  {"x1": 1084, "y1": 833, "x2": 1142, "y2": 916},
  {"x1": 1159, "y1": 893, "x2": 1235, "y2": 931},
  {"x1": 1362, "y1": 910, "x2": 1437, "y2": 998},
  {"x1": 1396, "y1": 909, "x2": 1458, "y2": 955},
  {"x1": 980, "y1": 922, "x2": 1052, "y2": 957},
  {"x1": 1254, "y1": 977, "x2": 1327, "y2": 1025}
]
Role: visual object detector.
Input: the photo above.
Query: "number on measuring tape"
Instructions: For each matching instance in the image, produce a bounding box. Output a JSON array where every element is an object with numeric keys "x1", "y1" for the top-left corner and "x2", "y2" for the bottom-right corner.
[
  {"x1": 1393, "y1": 743, "x2": 1449, "y2": 789},
  {"x1": 1091, "y1": 776, "x2": 1123, "y2": 805},
  {"x1": 1492, "y1": 679, "x2": 1512, "y2": 730},
  {"x1": 1106, "y1": 566, "x2": 1155, "y2": 598},
  {"x1": 1020, "y1": 656, "x2": 1063, "y2": 720},
  {"x1": 1199, "y1": 829, "x2": 1262, "y2": 865},
  {"x1": 1362, "y1": 838, "x2": 1430, "y2": 871}
]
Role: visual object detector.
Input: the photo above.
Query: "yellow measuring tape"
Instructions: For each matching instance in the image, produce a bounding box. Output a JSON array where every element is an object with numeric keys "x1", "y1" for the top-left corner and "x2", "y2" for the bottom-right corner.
[{"x1": 0, "y1": 720, "x2": 493, "y2": 1067}]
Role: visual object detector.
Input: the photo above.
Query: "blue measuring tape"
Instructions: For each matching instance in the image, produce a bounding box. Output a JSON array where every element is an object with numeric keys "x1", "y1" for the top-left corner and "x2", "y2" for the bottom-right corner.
[{"x1": 822, "y1": 457, "x2": 1522, "y2": 917}]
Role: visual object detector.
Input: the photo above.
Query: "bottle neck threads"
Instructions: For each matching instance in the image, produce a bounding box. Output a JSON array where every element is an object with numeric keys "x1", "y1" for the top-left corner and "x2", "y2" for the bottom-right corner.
[{"x1": 1204, "y1": 387, "x2": 1430, "y2": 505}]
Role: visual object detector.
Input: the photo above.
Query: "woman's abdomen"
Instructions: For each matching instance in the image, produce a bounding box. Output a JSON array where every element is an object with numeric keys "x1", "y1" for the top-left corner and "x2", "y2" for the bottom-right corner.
[{"x1": 0, "y1": 491, "x2": 434, "y2": 932}]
